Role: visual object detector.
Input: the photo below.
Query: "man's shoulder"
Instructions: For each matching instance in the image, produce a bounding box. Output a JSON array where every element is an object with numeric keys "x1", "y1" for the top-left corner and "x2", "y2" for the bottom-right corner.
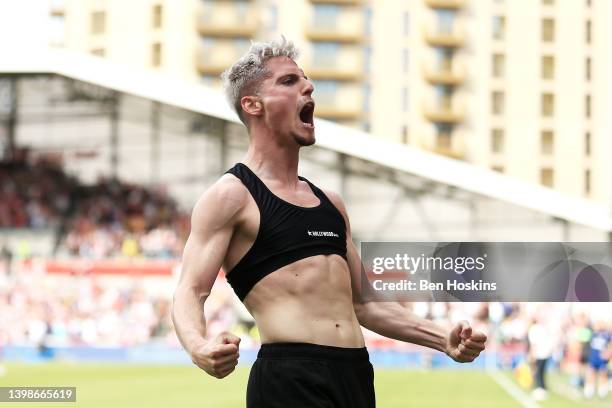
[
  {"x1": 215, "y1": 173, "x2": 250, "y2": 202},
  {"x1": 191, "y1": 174, "x2": 250, "y2": 222}
]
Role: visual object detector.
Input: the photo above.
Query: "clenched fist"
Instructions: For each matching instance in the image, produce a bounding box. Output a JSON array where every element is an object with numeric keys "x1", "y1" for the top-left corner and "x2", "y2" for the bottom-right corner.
[
  {"x1": 445, "y1": 320, "x2": 487, "y2": 363},
  {"x1": 191, "y1": 332, "x2": 241, "y2": 378}
]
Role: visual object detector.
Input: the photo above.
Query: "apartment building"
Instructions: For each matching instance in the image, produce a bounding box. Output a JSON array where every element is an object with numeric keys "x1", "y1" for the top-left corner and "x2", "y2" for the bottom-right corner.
[{"x1": 49, "y1": 0, "x2": 611, "y2": 207}]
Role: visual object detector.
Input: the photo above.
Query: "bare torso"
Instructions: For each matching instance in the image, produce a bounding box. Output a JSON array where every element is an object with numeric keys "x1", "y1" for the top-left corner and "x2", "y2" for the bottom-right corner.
[{"x1": 221, "y1": 172, "x2": 365, "y2": 348}]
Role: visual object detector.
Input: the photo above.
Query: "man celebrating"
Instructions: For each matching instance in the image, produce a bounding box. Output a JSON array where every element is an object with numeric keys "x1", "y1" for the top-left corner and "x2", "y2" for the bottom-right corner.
[{"x1": 172, "y1": 37, "x2": 486, "y2": 407}]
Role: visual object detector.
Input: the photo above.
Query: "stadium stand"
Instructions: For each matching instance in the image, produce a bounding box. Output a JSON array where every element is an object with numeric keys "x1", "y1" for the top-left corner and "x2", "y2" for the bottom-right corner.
[{"x1": 0, "y1": 153, "x2": 188, "y2": 259}]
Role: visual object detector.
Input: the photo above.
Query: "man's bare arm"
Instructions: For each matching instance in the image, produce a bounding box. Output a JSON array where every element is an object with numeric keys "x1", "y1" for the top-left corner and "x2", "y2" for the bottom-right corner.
[
  {"x1": 172, "y1": 176, "x2": 246, "y2": 378},
  {"x1": 325, "y1": 190, "x2": 486, "y2": 363}
]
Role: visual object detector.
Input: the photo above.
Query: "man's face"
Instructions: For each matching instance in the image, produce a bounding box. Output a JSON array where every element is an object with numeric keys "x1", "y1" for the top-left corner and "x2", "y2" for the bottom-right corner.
[{"x1": 256, "y1": 56, "x2": 316, "y2": 146}]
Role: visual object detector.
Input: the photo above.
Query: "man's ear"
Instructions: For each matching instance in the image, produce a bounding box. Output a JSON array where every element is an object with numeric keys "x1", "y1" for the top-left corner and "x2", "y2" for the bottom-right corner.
[{"x1": 241, "y1": 96, "x2": 263, "y2": 117}]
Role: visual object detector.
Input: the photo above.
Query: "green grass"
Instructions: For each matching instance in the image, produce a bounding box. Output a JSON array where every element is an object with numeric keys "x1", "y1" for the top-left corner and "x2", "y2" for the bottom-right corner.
[
  {"x1": 502, "y1": 371, "x2": 612, "y2": 408},
  {"x1": 0, "y1": 362, "x2": 608, "y2": 407}
]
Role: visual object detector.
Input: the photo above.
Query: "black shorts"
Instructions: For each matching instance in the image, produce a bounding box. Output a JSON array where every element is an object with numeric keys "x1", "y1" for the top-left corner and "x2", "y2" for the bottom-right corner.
[{"x1": 246, "y1": 342, "x2": 376, "y2": 408}]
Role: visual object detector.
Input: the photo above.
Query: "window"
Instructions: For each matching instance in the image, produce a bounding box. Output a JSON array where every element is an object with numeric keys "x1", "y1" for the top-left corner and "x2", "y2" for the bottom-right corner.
[
  {"x1": 492, "y1": 16, "x2": 505, "y2": 40},
  {"x1": 201, "y1": 0, "x2": 213, "y2": 24},
  {"x1": 152, "y1": 4, "x2": 163, "y2": 29},
  {"x1": 234, "y1": 39, "x2": 249, "y2": 55},
  {"x1": 541, "y1": 130, "x2": 554, "y2": 154},
  {"x1": 402, "y1": 49, "x2": 409, "y2": 74},
  {"x1": 364, "y1": 46, "x2": 372, "y2": 74},
  {"x1": 585, "y1": 169, "x2": 591, "y2": 195},
  {"x1": 492, "y1": 91, "x2": 504, "y2": 115},
  {"x1": 540, "y1": 168, "x2": 554, "y2": 187},
  {"x1": 585, "y1": 20, "x2": 592, "y2": 43},
  {"x1": 364, "y1": 7, "x2": 372, "y2": 36},
  {"x1": 363, "y1": 83, "x2": 370, "y2": 113},
  {"x1": 401, "y1": 125, "x2": 409, "y2": 144},
  {"x1": 492, "y1": 54, "x2": 505, "y2": 77},
  {"x1": 585, "y1": 94, "x2": 591, "y2": 118},
  {"x1": 201, "y1": 37, "x2": 214, "y2": 52},
  {"x1": 435, "y1": 85, "x2": 453, "y2": 109},
  {"x1": 402, "y1": 87, "x2": 409, "y2": 112},
  {"x1": 268, "y1": 5, "x2": 278, "y2": 31},
  {"x1": 201, "y1": 76, "x2": 214, "y2": 87},
  {"x1": 435, "y1": 48, "x2": 454, "y2": 71},
  {"x1": 152, "y1": 42, "x2": 162, "y2": 67},
  {"x1": 542, "y1": 19, "x2": 554, "y2": 42},
  {"x1": 91, "y1": 11, "x2": 106, "y2": 35},
  {"x1": 312, "y1": 80, "x2": 337, "y2": 106},
  {"x1": 313, "y1": 4, "x2": 339, "y2": 29},
  {"x1": 585, "y1": 131, "x2": 591, "y2": 155},
  {"x1": 436, "y1": 124, "x2": 453, "y2": 149},
  {"x1": 436, "y1": 9, "x2": 455, "y2": 34},
  {"x1": 491, "y1": 129, "x2": 504, "y2": 153},
  {"x1": 313, "y1": 42, "x2": 339, "y2": 67},
  {"x1": 585, "y1": 57, "x2": 591, "y2": 81},
  {"x1": 236, "y1": 1, "x2": 249, "y2": 21},
  {"x1": 403, "y1": 12, "x2": 410, "y2": 36},
  {"x1": 541, "y1": 93, "x2": 554, "y2": 116},
  {"x1": 91, "y1": 48, "x2": 105, "y2": 57},
  {"x1": 541, "y1": 56, "x2": 554, "y2": 79}
]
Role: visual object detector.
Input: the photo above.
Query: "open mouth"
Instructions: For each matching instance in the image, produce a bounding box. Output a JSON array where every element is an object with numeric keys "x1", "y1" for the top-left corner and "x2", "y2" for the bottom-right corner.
[{"x1": 299, "y1": 102, "x2": 315, "y2": 128}]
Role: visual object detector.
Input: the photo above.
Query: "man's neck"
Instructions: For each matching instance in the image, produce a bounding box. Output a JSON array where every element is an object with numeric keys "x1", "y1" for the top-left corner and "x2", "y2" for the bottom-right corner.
[{"x1": 243, "y1": 134, "x2": 301, "y2": 187}]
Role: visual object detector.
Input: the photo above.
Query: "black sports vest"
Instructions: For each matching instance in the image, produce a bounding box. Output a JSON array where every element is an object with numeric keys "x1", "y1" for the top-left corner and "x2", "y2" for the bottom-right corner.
[{"x1": 225, "y1": 163, "x2": 347, "y2": 301}]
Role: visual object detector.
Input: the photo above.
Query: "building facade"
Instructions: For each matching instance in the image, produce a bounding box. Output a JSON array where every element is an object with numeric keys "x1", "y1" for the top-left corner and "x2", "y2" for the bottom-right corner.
[{"x1": 50, "y1": 0, "x2": 611, "y2": 208}]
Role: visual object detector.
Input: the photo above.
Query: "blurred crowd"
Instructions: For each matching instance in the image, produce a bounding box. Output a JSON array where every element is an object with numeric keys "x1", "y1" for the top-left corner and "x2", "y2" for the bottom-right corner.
[
  {"x1": 0, "y1": 271, "x2": 176, "y2": 348},
  {"x1": 0, "y1": 262, "x2": 609, "y2": 399},
  {"x1": 1, "y1": 262, "x2": 609, "y2": 356},
  {"x1": 0, "y1": 262, "x2": 257, "y2": 350},
  {"x1": 0, "y1": 155, "x2": 189, "y2": 259}
]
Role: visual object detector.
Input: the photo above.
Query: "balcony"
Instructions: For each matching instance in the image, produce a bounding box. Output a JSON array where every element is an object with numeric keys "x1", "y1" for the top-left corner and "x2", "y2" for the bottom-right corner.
[
  {"x1": 305, "y1": 29, "x2": 363, "y2": 44},
  {"x1": 423, "y1": 101, "x2": 465, "y2": 124},
  {"x1": 313, "y1": 83, "x2": 362, "y2": 120},
  {"x1": 423, "y1": 25, "x2": 465, "y2": 47},
  {"x1": 315, "y1": 106, "x2": 362, "y2": 120},
  {"x1": 196, "y1": 46, "x2": 242, "y2": 76},
  {"x1": 197, "y1": 23, "x2": 257, "y2": 38},
  {"x1": 424, "y1": 0, "x2": 465, "y2": 9},
  {"x1": 308, "y1": 42, "x2": 363, "y2": 81},
  {"x1": 309, "y1": 0, "x2": 362, "y2": 5},
  {"x1": 308, "y1": 69, "x2": 362, "y2": 81},
  {"x1": 197, "y1": 6, "x2": 258, "y2": 38},
  {"x1": 307, "y1": 7, "x2": 363, "y2": 43},
  {"x1": 431, "y1": 145, "x2": 465, "y2": 159},
  {"x1": 423, "y1": 64, "x2": 466, "y2": 86},
  {"x1": 418, "y1": 135, "x2": 465, "y2": 159},
  {"x1": 196, "y1": 61, "x2": 229, "y2": 76}
]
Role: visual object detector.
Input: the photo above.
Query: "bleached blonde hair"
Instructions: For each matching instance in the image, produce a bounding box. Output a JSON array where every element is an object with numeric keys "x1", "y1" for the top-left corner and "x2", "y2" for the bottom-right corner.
[{"x1": 221, "y1": 36, "x2": 299, "y2": 124}]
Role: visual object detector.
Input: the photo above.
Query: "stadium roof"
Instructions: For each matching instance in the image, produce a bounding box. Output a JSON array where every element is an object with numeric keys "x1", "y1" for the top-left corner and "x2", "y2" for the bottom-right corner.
[{"x1": 2, "y1": 47, "x2": 611, "y2": 232}]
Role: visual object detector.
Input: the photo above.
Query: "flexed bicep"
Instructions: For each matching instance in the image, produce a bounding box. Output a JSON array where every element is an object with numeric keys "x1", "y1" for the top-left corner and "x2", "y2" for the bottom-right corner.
[{"x1": 172, "y1": 175, "x2": 249, "y2": 356}]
